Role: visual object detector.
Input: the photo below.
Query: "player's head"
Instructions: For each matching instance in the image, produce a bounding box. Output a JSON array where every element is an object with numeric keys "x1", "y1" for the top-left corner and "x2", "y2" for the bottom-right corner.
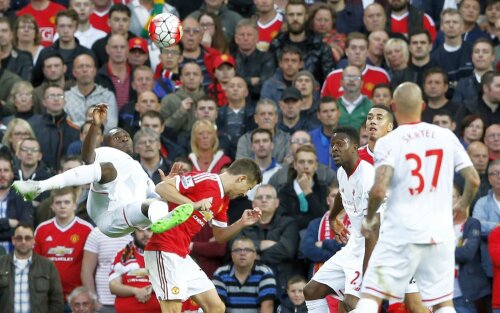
[
  {"x1": 392, "y1": 82, "x2": 424, "y2": 121},
  {"x1": 366, "y1": 105, "x2": 394, "y2": 142},
  {"x1": 331, "y1": 126, "x2": 360, "y2": 167},
  {"x1": 105, "y1": 127, "x2": 133, "y2": 155},
  {"x1": 286, "y1": 275, "x2": 307, "y2": 306},
  {"x1": 223, "y1": 158, "x2": 262, "y2": 199}
]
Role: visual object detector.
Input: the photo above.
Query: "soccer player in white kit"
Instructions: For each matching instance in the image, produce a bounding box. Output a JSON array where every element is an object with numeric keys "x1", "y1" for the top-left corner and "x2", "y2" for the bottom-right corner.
[
  {"x1": 357, "y1": 83, "x2": 480, "y2": 313},
  {"x1": 12, "y1": 104, "x2": 193, "y2": 237},
  {"x1": 303, "y1": 126, "x2": 376, "y2": 313}
]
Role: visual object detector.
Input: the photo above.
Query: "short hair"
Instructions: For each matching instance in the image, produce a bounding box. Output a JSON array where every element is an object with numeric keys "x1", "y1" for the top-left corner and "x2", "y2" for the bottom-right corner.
[
  {"x1": 286, "y1": 0, "x2": 308, "y2": 12},
  {"x1": 68, "y1": 286, "x2": 98, "y2": 307},
  {"x1": 59, "y1": 155, "x2": 84, "y2": 172},
  {"x1": 287, "y1": 275, "x2": 307, "y2": 287},
  {"x1": 481, "y1": 70, "x2": 500, "y2": 89},
  {"x1": 18, "y1": 136, "x2": 39, "y2": 149},
  {"x1": 56, "y1": 9, "x2": 79, "y2": 25},
  {"x1": 372, "y1": 83, "x2": 393, "y2": 97},
  {"x1": 195, "y1": 96, "x2": 217, "y2": 109},
  {"x1": 440, "y1": 8, "x2": 463, "y2": 22},
  {"x1": 433, "y1": 109, "x2": 455, "y2": 122},
  {"x1": 235, "y1": 18, "x2": 258, "y2": 33},
  {"x1": 370, "y1": 104, "x2": 395, "y2": 124},
  {"x1": 472, "y1": 38, "x2": 494, "y2": 52},
  {"x1": 141, "y1": 110, "x2": 165, "y2": 125},
  {"x1": 226, "y1": 158, "x2": 262, "y2": 185},
  {"x1": 232, "y1": 236, "x2": 256, "y2": 249},
  {"x1": 0, "y1": 16, "x2": 12, "y2": 29},
  {"x1": 133, "y1": 65, "x2": 153, "y2": 77},
  {"x1": 384, "y1": 38, "x2": 409, "y2": 65},
  {"x1": 51, "y1": 187, "x2": 77, "y2": 203},
  {"x1": 0, "y1": 152, "x2": 13, "y2": 171},
  {"x1": 14, "y1": 222, "x2": 34, "y2": 234},
  {"x1": 319, "y1": 96, "x2": 338, "y2": 110},
  {"x1": 42, "y1": 52, "x2": 64, "y2": 68},
  {"x1": 13, "y1": 15, "x2": 41, "y2": 46},
  {"x1": 255, "y1": 98, "x2": 278, "y2": 114},
  {"x1": 250, "y1": 128, "x2": 273, "y2": 143},
  {"x1": 294, "y1": 145, "x2": 317, "y2": 161},
  {"x1": 109, "y1": 3, "x2": 131, "y2": 18},
  {"x1": 190, "y1": 120, "x2": 219, "y2": 155},
  {"x1": 280, "y1": 45, "x2": 302, "y2": 61},
  {"x1": 332, "y1": 126, "x2": 360, "y2": 146},
  {"x1": 408, "y1": 29, "x2": 431, "y2": 43},
  {"x1": 423, "y1": 67, "x2": 449, "y2": 85},
  {"x1": 133, "y1": 127, "x2": 160, "y2": 150},
  {"x1": 485, "y1": 0, "x2": 500, "y2": 9},
  {"x1": 161, "y1": 43, "x2": 183, "y2": 54},
  {"x1": 345, "y1": 32, "x2": 368, "y2": 49}
]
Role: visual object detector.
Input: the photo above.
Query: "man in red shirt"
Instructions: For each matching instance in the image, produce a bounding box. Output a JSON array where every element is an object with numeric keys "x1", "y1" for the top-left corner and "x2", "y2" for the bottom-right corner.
[
  {"x1": 16, "y1": 0, "x2": 65, "y2": 47},
  {"x1": 144, "y1": 159, "x2": 263, "y2": 313},
  {"x1": 34, "y1": 187, "x2": 93, "y2": 302},
  {"x1": 386, "y1": 0, "x2": 437, "y2": 42}
]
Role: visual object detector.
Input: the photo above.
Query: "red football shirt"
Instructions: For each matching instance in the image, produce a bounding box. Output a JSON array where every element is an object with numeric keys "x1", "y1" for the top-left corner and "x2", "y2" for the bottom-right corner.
[
  {"x1": 17, "y1": 2, "x2": 66, "y2": 47},
  {"x1": 390, "y1": 12, "x2": 437, "y2": 42},
  {"x1": 357, "y1": 144, "x2": 374, "y2": 165},
  {"x1": 110, "y1": 244, "x2": 161, "y2": 313},
  {"x1": 89, "y1": 10, "x2": 111, "y2": 33},
  {"x1": 257, "y1": 13, "x2": 283, "y2": 45},
  {"x1": 34, "y1": 217, "x2": 93, "y2": 299},
  {"x1": 321, "y1": 64, "x2": 390, "y2": 99},
  {"x1": 145, "y1": 172, "x2": 229, "y2": 257}
]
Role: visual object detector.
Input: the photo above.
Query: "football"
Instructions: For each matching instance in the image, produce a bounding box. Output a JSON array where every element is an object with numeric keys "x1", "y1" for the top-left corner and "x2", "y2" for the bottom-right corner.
[{"x1": 148, "y1": 13, "x2": 183, "y2": 48}]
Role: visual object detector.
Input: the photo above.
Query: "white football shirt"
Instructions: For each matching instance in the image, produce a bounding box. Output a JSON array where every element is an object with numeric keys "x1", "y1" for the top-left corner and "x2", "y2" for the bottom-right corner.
[
  {"x1": 337, "y1": 160, "x2": 375, "y2": 257},
  {"x1": 374, "y1": 122, "x2": 472, "y2": 244}
]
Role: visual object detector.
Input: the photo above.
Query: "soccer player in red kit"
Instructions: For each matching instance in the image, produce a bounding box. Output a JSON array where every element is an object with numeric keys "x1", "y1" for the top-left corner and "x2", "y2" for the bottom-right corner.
[
  {"x1": 144, "y1": 158, "x2": 263, "y2": 313},
  {"x1": 34, "y1": 187, "x2": 93, "y2": 301}
]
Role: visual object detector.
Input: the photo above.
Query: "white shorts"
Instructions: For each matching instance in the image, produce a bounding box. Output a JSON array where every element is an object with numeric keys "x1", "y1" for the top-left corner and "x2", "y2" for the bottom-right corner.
[
  {"x1": 312, "y1": 247, "x2": 363, "y2": 300},
  {"x1": 88, "y1": 191, "x2": 151, "y2": 237},
  {"x1": 361, "y1": 240, "x2": 455, "y2": 307},
  {"x1": 144, "y1": 251, "x2": 215, "y2": 301}
]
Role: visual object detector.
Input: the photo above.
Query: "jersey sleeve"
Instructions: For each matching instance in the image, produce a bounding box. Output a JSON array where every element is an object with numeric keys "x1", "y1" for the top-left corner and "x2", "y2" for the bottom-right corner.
[
  {"x1": 373, "y1": 136, "x2": 395, "y2": 169},
  {"x1": 84, "y1": 228, "x2": 99, "y2": 253},
  {"x1": 33, "y1": 227, "x2": 44, "y2": 255}
]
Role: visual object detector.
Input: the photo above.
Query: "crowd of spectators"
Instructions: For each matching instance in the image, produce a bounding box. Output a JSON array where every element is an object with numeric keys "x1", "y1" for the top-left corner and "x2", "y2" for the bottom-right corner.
[{"x1": 0, "y1": 0, "x2": 500, "y2": 312}]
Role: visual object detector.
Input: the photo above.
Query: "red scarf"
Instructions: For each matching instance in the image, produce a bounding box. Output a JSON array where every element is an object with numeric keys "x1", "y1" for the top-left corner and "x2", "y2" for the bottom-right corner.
[{"x1": 313, "y1": 211, "x2": 334, "y2": 274}]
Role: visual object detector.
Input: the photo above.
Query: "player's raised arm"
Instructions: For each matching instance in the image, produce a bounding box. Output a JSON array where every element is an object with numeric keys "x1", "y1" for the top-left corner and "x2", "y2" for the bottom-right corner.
[
  {"x1": 82, "y1": 104, "x2": 107, "y2": 164},
  {"x1": 456, "y1": 166, "x2": 480, "y2": 212}
]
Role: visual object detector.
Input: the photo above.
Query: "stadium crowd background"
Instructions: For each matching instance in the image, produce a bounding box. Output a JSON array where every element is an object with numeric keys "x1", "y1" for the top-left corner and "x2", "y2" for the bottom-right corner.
[{"x1": 0, "y1": 0, "x2": 499, "y2": 312}]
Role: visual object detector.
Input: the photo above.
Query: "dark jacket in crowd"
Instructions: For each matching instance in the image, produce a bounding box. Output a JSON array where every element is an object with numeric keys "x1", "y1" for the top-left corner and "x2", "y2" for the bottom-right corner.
[
  {"x1": 30, "y1": 112, "x2": 81, "y2": 170},
  {"x1": 0, "y1": 191, "x2": 34, "y2": 242},
  {"x1": 270, "y1": 30, "x2": 335, "y2": 83},
  {"x1": 0, "y1": 68, "x2": 22, "y2": 104},
  {"x1": 277, "y1": 174, "x2": 329, "y2": 231},
  {"x1": 3, "y1": 48, "x2": 33, "y2": 82},
  {"x1": 32, "y1": 38, "x2": 96, "y2": 87},
  {"x1": 452, "y1": 75, "x2": 481, "y2": 105},
  {"x1": 0, "y1": 253, "x2": 64, "y2": 313},
  {"x1": 455, "y1": 96, "x2": 500, "y2": 128},
  {"x1": 390, "y1": 60, "x2": 437, "y2": 90},
  {"x1": 456, "y1": 217, "x2": 491, "y2": 302},
  {"x1": 216, "y1": 104, "x2": 257, "y2": 151}
]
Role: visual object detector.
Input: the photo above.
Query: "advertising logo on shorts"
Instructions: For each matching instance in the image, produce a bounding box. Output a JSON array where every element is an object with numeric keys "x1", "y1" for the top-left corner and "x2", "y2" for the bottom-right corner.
[
  {"x1": 40, "y1": 27, "x2": 54, "y2": 42},
  {"x1": 171, "y1": 286, "x2": 180, "y2": 295}
]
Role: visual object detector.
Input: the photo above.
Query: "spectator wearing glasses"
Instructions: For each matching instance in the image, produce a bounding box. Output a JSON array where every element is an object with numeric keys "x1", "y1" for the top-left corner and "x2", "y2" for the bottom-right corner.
[
  {"x1": 0, "y1": 222, "x2": 64, "y2": 313},
  {"x1": 2, "y1": 81, "x2": 40, "y2": 126},
  {"x1": 68, "y1": 286, "x2": 98, "y2": 313},
  {"x1": 31, "y1": 85, "x2": 80, "y2": 170},
  {"x1": 213, "y1": 236, "x2": 277, "y2": 312}
]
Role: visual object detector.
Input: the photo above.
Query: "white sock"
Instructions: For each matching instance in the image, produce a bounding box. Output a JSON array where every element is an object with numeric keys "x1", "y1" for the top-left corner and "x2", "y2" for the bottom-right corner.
[
  {"x1": 434, "y1": 307, "x2": 456, "y2": 313},
  {"x1": 356, "y1": 298, "x2": 379, "y2": 313},
  {"x1": 305, "y1": 299, "x2": 328, "y2": 313},
  {"x1": 38, "y1": 163, "x2": 102, "y2": 192},
  {"x1": 148, "y1": 201, "x2": 169, "y2": 223}
]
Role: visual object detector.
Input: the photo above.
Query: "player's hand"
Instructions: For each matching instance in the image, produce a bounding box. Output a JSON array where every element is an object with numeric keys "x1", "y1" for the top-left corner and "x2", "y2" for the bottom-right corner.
[
  {"x1": 160, "y1": 162, "x2": 187, "y2": 181},
  {"x1": 92, "y1": 103, "x2": 108, "y2": 125},
  {"x1": 193, "y1": 198, "x2": 212, "y2": 211},
  {"x1": 134, "y1": 286, "x2": 152, "y2": 303},
  {"x1": 361, "y1": 216, "x2": 380, "y2": 240},
  {"x1": 332, "y1": 217, "x2": 349, "y2": 244},
  {"x1": 180, "y1": 97, "x2": 194, "y2": 112},
  {"x1": 241, "y1": 208, "x2": 262, "y2": 226}
]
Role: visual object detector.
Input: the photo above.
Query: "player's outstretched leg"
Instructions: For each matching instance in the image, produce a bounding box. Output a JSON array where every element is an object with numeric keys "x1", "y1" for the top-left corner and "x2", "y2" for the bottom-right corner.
[
  {"x1": 12, "y1": 162, "x2": 110, "y2": 201},
  {"x1": 304, "y1": 281, "x2": 333, "y2": 313},
  {"x1": 148, "y1": 202, "x2": 194, "y2": 234}
]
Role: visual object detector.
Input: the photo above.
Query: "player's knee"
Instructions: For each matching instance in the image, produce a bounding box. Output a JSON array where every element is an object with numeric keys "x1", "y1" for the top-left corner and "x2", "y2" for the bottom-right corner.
[
  {"x1": 99, "y1": 162, "x2": 117, "y2": 184},
  {"x1": 343, "y1": 295, "x2": 358, "y2": 312}
]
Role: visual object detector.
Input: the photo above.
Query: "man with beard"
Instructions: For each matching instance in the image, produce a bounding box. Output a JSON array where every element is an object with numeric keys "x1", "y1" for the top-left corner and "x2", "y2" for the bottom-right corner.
[
  {"x1": 386, "y1": 0, "x2": 436, "y2": 42},
  {"x1": 269, "y1": 0, "x2": 334, "y2": 83},
  {"x1": 109, "y1": 229, "x2": 161, "y2": 312},
  {"x1": 0, "y1": 154, "x2": 34, "y2": 253}
]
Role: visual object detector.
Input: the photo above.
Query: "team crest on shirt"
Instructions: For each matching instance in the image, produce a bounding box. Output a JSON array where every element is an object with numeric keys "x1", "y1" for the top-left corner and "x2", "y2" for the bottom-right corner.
[
  {"x1": 70, "y1": 234, "x2": 80, "y2": 243},
  {"x1": 181, "y1": 176, "x2": 194, "y2": 188},
  {"x1": 171, "y1": 287, "x2": 180, "y2": 294}
]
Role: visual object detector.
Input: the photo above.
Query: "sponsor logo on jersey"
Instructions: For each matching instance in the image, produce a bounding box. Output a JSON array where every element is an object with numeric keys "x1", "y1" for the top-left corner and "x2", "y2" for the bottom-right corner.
[
  {"x1": 48, "y1": 246, "x2": 74, "y2": 256},
  {"x1": 181, "y1": 176, "x2": 194, "y2": 188}
]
